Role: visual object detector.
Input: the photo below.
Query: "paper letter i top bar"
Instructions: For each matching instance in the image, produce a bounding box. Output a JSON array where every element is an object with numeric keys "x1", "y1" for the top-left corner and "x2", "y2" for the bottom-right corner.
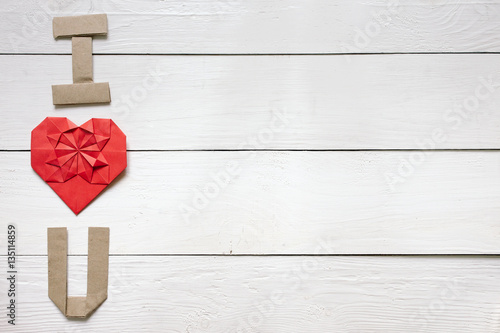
[{"x1": 51, "y1": 14, "x2": 111, "y2": 105}]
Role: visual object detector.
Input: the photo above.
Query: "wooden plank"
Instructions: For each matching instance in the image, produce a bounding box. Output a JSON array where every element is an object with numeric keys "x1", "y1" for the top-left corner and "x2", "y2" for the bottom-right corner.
[
  {"x1": 3, "y1": 0, "x2": 500, "y2": 54},
  {"x1": 2, "y1": 151, "x2": 500, "y2": 255},
  {"x1": 1, "y1": 255, "x2": 500, "y2": 332},
  {"x1": 2, "y1": 54, "x2": 500, "y2": 150}
]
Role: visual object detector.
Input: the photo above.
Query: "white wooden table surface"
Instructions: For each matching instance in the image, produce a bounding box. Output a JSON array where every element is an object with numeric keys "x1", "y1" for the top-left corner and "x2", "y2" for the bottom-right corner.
[{"x1": 1, "y1": 0, "x2": 500, "y2": 332}]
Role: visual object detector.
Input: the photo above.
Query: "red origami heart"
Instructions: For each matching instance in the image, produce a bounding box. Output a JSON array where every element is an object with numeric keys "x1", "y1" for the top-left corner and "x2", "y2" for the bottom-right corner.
[{"x1": 31, "y1": 117, "x2": 127, "y2": 214}]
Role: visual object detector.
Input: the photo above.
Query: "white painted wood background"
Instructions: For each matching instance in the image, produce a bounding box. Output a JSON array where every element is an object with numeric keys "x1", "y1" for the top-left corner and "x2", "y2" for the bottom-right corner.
[{"x1": 1, "y1": 0, "x2": 500, "y2": 331}]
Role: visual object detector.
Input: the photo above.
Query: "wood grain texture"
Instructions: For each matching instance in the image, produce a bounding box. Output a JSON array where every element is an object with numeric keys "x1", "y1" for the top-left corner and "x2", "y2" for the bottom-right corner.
[
  {"x1": 2, "y1": 0, "x2": 500, "y2": 54},
  {"x1": 2, "y1": 151, "x2": 500, "y2": 255},
  {"x1": 1, "y1": 1, "x2": 500, "y2": 331},
  {"x1": 2, "y1": 54, "x2": 500, "y2": 150},
  {"x1": 1, "y1": 256, "x2": 500, "y2": 332}
]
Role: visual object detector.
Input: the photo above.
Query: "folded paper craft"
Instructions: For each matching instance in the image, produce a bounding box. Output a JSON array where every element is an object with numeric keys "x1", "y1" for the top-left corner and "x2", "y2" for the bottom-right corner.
[
  {"x1": 52, "y1": 14, "x2": 110, "y2": 104},
  {"x1": 31, "y1": 117, "x2": 127, "y2": 214},
  {"x1": 48, "y1": 227, "x2": 109, "y2": 318},
  {"x1": 53, "y1": 14, "x2": 108, "y2": 38}
]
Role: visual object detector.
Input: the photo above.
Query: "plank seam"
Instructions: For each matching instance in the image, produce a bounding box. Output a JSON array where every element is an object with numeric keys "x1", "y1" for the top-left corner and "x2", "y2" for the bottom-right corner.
[
  {"x1": 3, "y1": 254, "x2": 500, "y2": 257},
  {"x1": 2, "y1": 52, "x2": 500, "y2": 56},
  {"x1": 3, "y1": 149, "x2": 500, "y2": 153}
]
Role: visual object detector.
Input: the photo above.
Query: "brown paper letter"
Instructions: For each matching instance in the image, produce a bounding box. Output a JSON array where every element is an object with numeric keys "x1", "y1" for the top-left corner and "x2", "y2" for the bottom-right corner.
[
  {"x1": 48, "y1": 227, "x2": 110, "y2": 318},
  {"x1": 51, "y1": 14, "x2": 111, "y2": 105}
]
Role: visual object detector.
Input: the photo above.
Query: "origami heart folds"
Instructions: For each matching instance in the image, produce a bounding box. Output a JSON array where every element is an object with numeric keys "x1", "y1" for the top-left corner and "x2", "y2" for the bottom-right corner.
[{"x1": 31, "y1": 117, "x2": 127, "y2": 214}]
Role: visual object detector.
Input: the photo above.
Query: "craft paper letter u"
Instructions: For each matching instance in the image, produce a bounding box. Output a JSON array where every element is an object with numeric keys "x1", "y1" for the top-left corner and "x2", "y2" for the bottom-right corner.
[{"x1": 48, "y1": 227, "x2": 109, "y2": 318}]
